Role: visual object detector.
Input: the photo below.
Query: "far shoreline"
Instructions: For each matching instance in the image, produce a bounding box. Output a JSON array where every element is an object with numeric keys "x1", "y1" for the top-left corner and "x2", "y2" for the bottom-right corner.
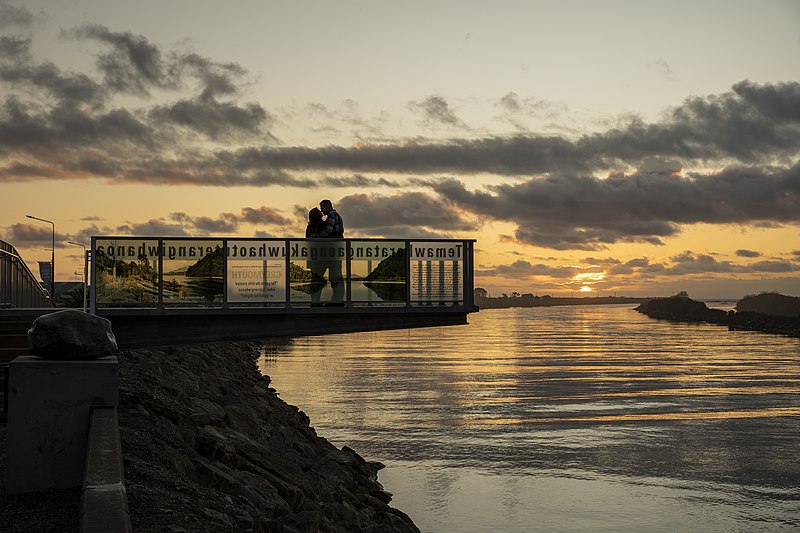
[
  {"x1": 475, "y1": 295, "x2": 652, "y2": 309},
  {"x1": 475, "y1": 292, "x2": 800, "y2": 338}
]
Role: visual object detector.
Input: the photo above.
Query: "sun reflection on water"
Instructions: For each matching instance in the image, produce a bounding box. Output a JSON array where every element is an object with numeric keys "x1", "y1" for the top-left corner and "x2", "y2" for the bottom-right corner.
[{"x1": 259, "y1": 305, "x2": 800, "y2": 532}]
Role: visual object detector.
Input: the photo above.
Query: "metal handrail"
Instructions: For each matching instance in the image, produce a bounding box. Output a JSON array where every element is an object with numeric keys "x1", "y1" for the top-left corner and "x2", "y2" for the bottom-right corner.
[{"x1": 0, "y1": 240, "x2": 54, "y2": 308}]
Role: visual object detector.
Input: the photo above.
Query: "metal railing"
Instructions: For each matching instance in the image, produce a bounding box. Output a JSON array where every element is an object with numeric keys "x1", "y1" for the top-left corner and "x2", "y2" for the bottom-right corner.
[
  {"x1": 90, "y1": 237, "x2": 475, "y2": 312},
  {"x1": 0, "y1": 240, "x2": 54, "y2": 309}
]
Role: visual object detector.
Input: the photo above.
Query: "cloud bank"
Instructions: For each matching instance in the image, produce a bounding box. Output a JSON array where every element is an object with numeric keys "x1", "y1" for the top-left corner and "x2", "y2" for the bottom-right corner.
[{"x1": 1, "y1": 9, "x2": 798, "y2": 254}]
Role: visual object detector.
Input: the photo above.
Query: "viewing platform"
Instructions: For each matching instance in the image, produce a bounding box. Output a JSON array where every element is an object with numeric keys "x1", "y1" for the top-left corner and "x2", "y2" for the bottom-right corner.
[
  {"x1": 86, "y1": 236, "x2": 478, "y2": 348},
  {"x1": 1, "y1": 236, "x2": 477, "y2": 414}
]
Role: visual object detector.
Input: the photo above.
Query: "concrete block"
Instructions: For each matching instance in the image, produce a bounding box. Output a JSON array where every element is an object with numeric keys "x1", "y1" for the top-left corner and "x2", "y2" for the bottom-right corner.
[
  {"x1": 5, "y1": 355, "x2": 119, "y2": 494},
  {"x1": 81, "y1": 407, "x2": 132, "y2": 533}
]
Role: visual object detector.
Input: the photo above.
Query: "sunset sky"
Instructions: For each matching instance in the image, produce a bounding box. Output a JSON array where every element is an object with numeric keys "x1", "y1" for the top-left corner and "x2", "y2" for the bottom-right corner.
[{"x1": 1, "y1": 0, "x2": 799, "y2": 299}]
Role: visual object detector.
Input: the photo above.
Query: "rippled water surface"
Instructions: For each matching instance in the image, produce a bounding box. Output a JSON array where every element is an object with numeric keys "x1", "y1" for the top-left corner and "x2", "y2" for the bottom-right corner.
[{"x1": 259, "y1": 305, "x2": 800, "y2": 532}]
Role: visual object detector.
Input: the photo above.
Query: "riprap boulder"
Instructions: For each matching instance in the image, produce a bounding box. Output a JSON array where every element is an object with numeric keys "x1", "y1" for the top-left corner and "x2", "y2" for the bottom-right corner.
[{"x1": 28, "y1": 309, "x2": 118, "y2": 360}]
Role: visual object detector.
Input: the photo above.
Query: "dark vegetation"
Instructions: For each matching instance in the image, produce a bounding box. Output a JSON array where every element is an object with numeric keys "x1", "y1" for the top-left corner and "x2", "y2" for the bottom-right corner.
[
  {"x1": 474, "y1": 289, "x2": 649, "y2": 309},
  {"x1": 363, "y1": 252, "x2": 405, "y2": 282},
  {"x1": 185, "y1": 247, "x2": 224, "y2": 278},
  {"x1": 635, "y1": 291, "x2": 800, "y2": 337}
]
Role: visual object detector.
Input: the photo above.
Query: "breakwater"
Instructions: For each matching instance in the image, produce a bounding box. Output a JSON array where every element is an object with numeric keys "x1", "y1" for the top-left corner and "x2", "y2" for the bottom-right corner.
[
  {"x1": 117, "y1": 342, "x2": 419, "y2": 532},
  {"x1": 635, "y1": 294, "x2": 800, "y2": 337}
]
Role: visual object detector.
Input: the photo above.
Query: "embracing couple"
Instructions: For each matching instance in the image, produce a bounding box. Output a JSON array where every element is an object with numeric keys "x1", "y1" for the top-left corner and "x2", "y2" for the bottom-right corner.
[
  {"x1": 305, "y1": 199, "x2": 345, "y2": 305},
  {"x1": 306, "y1": 199, "x2": 344, "y2": 239}
]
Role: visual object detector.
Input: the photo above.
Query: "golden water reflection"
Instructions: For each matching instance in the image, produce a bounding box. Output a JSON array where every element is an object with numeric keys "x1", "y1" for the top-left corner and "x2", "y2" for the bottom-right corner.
[
  {"x1": 459, "y1": 406, "x2": 800, "y2": 425},
  {"x1": 260, "y1": 305, "x2": 800, "y2": 532}
]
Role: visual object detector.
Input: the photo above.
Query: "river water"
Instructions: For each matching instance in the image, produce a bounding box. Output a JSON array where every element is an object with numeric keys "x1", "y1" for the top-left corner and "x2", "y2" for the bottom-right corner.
[{"x1": 258, "y1": 305, "x2": 800, "y2": 532}]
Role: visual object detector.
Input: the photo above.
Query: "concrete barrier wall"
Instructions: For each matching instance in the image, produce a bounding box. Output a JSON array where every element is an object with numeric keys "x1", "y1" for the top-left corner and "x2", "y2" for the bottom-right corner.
[
  {"x1": 6, "y1": 356, "x2": 119, "y2": 493},
  {"x1": 81, "y1": 407, "x2": 132, "y2": 533}
]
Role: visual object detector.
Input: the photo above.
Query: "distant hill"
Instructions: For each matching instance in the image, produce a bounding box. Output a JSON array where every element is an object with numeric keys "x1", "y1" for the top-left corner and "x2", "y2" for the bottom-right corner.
[
  {"x1": 186, "y1": 248, "x2": 224, "y2": 277},
  {"x1": 363, "y1": 252, "x2": 405, "y2": 282},
  {"x1": 736, "y1": 292, "x2": 800, "y2": 317}
]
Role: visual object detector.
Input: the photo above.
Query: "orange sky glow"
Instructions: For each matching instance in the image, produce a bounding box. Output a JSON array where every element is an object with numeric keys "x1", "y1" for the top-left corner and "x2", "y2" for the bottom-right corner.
[{"x1": 1, "y1": 1, "x2": 798, "y2": 299}]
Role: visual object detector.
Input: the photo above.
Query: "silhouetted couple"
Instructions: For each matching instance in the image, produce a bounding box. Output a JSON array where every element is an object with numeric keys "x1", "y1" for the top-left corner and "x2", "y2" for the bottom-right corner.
[
  {"x1": 305, "y1": 199, "x2": 344, "y2": 238},
  {"x1": 306, "y1": 199, "x2": 344, "y2": 305}
]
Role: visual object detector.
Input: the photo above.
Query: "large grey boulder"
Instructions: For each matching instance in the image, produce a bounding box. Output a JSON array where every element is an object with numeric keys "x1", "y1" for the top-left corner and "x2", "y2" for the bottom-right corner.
[{"x1": 28, "y1": 309, "x2": 118, "y2": 360}]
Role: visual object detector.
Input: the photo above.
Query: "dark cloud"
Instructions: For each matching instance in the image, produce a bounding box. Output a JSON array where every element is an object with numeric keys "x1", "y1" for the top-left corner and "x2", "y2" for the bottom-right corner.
[
  {"x1": 608, "y1": 257, "x2": 663, "y2": 275},
  {"x1": 736, "y1": 249, "x2": 761, "y2": 258},
  {"x1": 497, "y1": 92, "x2": 522, "y2": 114},
  {"x1": 0, "y1": 22, "x2": 275, "y2": 178},
  {"x1": 0, "y1": 35, "x2": 31, "y2": 60},
  {"x1": 0, "y1": 96, "x2": 157, "y2": 156},
  {"x1": 240, "y1": 206, "x2": 291, "y2": 226},
  {"x1": 148, "y1": 98, "x2": 269, "y2": 139},
  {"x1": 178, "y1": 52, "x2": 247, "y2": 100},
  {"x1": 590, "y1": 251, "x2": 797, "y2": 279},
  {"x1": 495, "y1": 93, "x2": 567, "y2": 132},
  {"x1": 476, "y1": 260, "x2": 577, "y2": 278},
  {"x1": 188, "y1": 215, "x2": 237, "y2": 234},
  {"x1": 409, "y1": 95, "x2": 468, "y2": 129},
  {"x1": 1, "y1": 19, "x2": 799, "y2": 258},
  {"x1": 0, "y1": 60, "x2": 107, "y2": 107},
  {"x1": 2, "y1": 223, "x2": 71, "y2": 248},
  {"x1": 337, "y1": 192, "x2": 476, "y2": 234},
  {"x1": 70, "y1": 24, "x2": 176, "y2": 95},
  {"x1": 117, "y1": 219, "x2": 191, "y2": 237},
  {"x1": 61, "y1": 207, "x2": 293, "y2": 243},
  {"x1": 4, "y1": 34, "x2": 800, "y2": 209},
  {"x1": 0, "y1": 3, "x2": 34, "y2": 29},
  {"x1": 322, "y1": 174, "x2": 403, "y2": 188},
  {"x1": 164, "y1": 208, "x2": 292, "y2": 234},
  {"x1": 662, "y1": 251, "x2": 739, "y2": 275},
  {"x1": 223, "y1": 135, "x2": 594, "y2": 175},
  {"x1": 214, "y1": 81, "x2": 800, "y2": 177},
  {"x1": 421, "y1": 163, "x2": 800, "y2": 250},
  {"x1": 748, "y1": 260, "x2": 795, "y2": 273},
  {"x1": 349, "y1": 225, "x2": 451, "y2": 239}
]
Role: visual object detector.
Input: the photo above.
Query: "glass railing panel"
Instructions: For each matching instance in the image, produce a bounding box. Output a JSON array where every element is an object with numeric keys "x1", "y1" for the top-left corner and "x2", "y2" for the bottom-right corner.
[
  {"x1": 409, "y1": 241, "x2": 465, "y2": 305},
  {"x1": 93, "y1": 238, "x2": 159, "y2": 307},
  {"x1": 226, "y1": 240, "x2": 286, "y2": 304},
  {"x1": 349, "y1": 240, "x2": 407, "y2": 304},
  {"x1": 289, "y1": 240, "x2": 347, "y2": 305},
  {"x1": 161, "y1": 239, "x2": 224, "y2": 305}
]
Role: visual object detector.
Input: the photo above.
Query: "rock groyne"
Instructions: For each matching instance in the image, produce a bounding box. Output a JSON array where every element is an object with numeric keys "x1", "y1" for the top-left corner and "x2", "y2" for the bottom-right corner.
[
  {"x1": 635, "y1": 294, "x2": 800, "y2": 338},
  {"x1": 117, "y1": 342, "x2": 419, "y2": 532}
]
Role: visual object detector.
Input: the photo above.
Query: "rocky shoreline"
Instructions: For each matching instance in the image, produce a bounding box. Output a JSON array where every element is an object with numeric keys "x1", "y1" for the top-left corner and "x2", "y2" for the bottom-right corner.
[
  {"x1": 635, "y1": 293, "x2": 800, "y2": 338},
  {"x1": 117, "y1": 342, "x2": 419, "y2": 533}
]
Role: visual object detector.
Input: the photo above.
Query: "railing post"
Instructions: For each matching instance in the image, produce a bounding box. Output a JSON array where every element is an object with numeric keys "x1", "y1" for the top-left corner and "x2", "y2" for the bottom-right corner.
[
  {"x1": 345, "y1": 240, "x2": 352, "y2": 307},
  {"x1": 222, "y1": 239, "x2": 229, "y2": 309},
  {"x1": 157, "y1": 238, "x2": 164, "y2": 310},
  {"x1": 284, "y1": 239, "x2": 292, "y2": 308},
  {"x1": 405, "y1": 241, "x2": 411, "y2": 308},
  {"x1": 466, "y1": 240, "x2": 474, "y2": 307},
  {"x1": 90, "y1": 238, "x2": 96, "y2": 314}
]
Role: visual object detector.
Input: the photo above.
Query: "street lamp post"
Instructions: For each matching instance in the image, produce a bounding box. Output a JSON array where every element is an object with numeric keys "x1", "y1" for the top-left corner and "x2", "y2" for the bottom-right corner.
[
  {"x1": 68, "y1": 241, "x2": 87, "y2": 311},
  {"x1": 26, "y1": 214, "x2": 55, "y2": 300}
]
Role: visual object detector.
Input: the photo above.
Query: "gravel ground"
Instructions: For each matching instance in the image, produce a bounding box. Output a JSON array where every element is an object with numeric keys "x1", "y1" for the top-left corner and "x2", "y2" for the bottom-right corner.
[{"x1": 0, "y1": 425, "x2": 80, "y2": 533}]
